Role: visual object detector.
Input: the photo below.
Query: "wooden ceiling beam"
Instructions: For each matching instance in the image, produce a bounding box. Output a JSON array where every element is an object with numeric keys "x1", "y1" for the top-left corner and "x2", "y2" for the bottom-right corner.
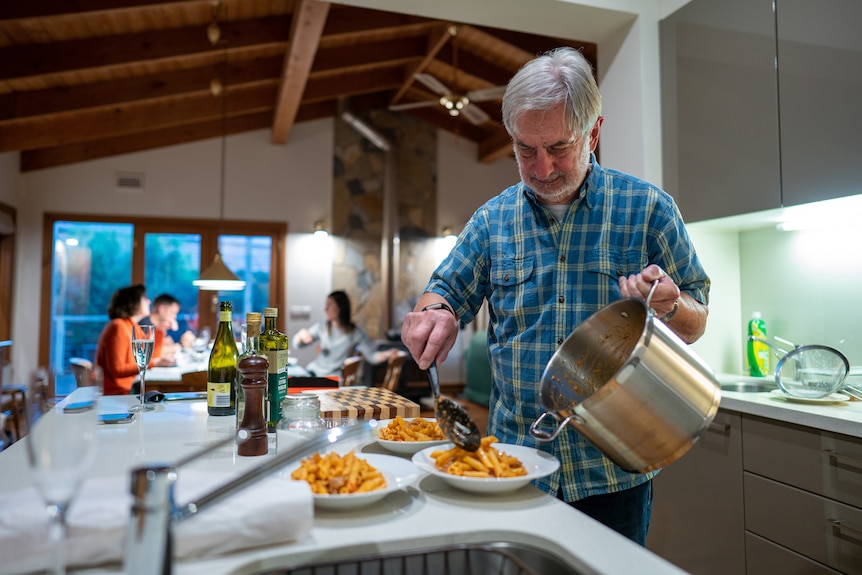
[
  {"x1": 0, "y1": 16, "x2": 290, "y2": 82},
  {"x1": 0, "y1": 83, "x2": 278, "y2": 152},
  {"x1": 478, "y1": 129, "x2": 514, "y2": 164},
  {"x1": 271, "y1": 0, "x2": 330, "y2": 144},
  {"x1": 0, "y1": 0, "x2": 188, "y2": 20},
  {"x1": 20, "y1": 110, "x2": 273, "y2": 172},
  {"x1": 0, "y1": 55, "x2": 284, "y2": 121}
]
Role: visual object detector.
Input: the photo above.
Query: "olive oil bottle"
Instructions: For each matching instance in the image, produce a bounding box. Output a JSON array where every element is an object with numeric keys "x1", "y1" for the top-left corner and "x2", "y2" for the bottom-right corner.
[
  {"x1": 207, "y1": 301, "x2": 238, "y2": 416},
  {"x1": 260, "y1": 307, "x2": 289, "y2": 431}
]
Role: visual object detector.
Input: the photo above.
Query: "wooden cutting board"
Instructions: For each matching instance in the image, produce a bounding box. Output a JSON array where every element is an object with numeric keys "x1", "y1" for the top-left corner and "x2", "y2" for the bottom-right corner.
[{"x1": 317, "y1": 387, "x2": 420, "y2": 420}]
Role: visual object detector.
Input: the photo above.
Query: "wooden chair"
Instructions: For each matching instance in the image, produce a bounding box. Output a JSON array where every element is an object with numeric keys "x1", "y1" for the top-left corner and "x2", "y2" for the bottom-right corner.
[
  {"x1": 340, "y1": 356, "x2": 362, "y2": 387},
  {"x1": 180, "y1": 370, "x2": 208, "y2": 392},
  {"x1": 1, "y1": 340, "x2": 27, "y2": 443},
  {"x1": 69, "y1": 357, "x2": 93, "y2": 388},
  {"x1": 381, "y1": 351, "x2": 409, "y2": 392}
]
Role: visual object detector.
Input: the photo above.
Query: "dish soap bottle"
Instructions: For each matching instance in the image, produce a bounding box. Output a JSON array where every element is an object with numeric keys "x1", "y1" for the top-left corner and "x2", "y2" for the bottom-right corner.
[{"x1": 747, "y1": 311, "x2": 769, "y2": 377}]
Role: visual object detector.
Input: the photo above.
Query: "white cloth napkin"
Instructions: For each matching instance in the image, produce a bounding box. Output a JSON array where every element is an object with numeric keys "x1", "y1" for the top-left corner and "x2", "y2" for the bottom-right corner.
[{"x1": 0, "y1": 470, "x2": 313, "y2": 574}]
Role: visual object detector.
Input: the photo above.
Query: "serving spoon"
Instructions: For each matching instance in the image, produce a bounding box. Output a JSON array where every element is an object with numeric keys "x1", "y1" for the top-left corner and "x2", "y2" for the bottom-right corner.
[{"x1": 427, "y1": 362, "x2": 482, "y2": 451}]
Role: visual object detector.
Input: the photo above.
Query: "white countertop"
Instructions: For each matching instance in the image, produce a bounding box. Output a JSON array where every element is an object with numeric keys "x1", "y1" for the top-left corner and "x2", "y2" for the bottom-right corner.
[
  {"x1": 0, "y1": 391, "x2": 689, "y2": 575},
  {"x1": 716, "y1": 374, "x2": 862, "y2": 438}
]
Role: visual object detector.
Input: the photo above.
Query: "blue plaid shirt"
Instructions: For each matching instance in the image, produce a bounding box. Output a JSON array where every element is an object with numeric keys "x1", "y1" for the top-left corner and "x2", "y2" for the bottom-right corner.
[{"x1": 426, "y1": 154, "x2": 710, "y2": 501}]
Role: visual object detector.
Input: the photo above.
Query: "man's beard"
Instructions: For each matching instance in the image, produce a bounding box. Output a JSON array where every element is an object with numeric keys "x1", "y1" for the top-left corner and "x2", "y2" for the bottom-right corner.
[{"x1": 523, "y1": 170, "x2": 578, "y2": 204}]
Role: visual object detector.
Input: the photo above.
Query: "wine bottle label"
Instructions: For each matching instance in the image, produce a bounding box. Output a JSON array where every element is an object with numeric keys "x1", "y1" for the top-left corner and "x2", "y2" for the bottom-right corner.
[
  {"x1": 219, "y1": 310, "x2": 232, "y2": 322},
  {"x1": 208, "y1": 382, "x2": 233, "y2": 407}
]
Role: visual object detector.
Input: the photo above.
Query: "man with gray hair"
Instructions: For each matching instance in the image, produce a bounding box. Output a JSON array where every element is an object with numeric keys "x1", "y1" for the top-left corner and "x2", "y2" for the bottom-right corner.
[{"x1": 401, "y1": 47, "x2": 710, "y2": 544}]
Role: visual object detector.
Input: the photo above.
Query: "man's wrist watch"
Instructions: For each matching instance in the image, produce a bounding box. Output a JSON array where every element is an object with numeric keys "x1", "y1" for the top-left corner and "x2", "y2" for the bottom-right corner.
[
  {"x1": 421, "y1": 302, "x2": 456, "y2": 318},
  {"x1": 662, "y1": 299, "x2": 679, "y2": 322}
]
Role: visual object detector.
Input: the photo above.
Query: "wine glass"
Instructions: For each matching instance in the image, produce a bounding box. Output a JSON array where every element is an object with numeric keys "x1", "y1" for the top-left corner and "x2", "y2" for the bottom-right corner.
[
  {"x1": 130, "y1": 323, "x2": 156, "y2": 412},
  {"x1": 26, "y1": 367, "x2": 101, "y2": 575}
]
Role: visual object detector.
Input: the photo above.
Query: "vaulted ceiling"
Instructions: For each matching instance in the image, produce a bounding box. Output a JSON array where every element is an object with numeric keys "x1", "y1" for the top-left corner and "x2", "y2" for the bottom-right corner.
[{"x1": 0, "y1": 0, "x2": 595, "y2": 172}]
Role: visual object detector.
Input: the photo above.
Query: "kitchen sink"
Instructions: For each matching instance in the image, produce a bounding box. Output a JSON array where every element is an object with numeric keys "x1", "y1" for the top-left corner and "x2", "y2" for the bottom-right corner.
[
  {"x1": 719, "y1": 381, "x2": 776, "y2": 393},
  {"x1": 253, "y1": 541, "x2": 587, "y2": 575}
]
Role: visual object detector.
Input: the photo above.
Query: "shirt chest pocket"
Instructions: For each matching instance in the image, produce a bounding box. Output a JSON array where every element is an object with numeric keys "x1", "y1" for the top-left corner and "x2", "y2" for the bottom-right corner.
[{"x1": 490, "y1": 256, "x2": 538, "y2": 312}]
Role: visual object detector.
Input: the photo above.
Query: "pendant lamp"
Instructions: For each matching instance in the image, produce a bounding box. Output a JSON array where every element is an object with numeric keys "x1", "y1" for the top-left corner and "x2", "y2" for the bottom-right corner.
[{"x1": 194, "y1": 4, "x2": 245, "y2": 292}]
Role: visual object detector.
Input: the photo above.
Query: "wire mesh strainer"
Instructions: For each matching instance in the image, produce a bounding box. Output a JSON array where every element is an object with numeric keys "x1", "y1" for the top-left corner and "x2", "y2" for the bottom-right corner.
[{"x1": 774, "y1": 344, "x2": 850, "y2": 399}]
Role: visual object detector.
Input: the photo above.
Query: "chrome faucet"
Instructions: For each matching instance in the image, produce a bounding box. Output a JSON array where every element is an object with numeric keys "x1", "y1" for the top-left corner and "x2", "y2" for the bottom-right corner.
[{"x1": 123, "y1": 422, "x2": 374, "y2": 575}]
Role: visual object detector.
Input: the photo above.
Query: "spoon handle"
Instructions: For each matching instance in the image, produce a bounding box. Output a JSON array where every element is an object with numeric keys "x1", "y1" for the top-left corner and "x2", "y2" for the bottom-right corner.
[{"x1": 427, "y1": 362, "x2": 441, "y2": 399}]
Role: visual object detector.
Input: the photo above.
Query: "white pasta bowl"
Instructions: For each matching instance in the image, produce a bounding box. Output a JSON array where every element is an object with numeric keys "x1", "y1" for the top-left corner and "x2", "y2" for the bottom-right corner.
[
  {"x1": 286, "y1": 453, "x2": 420, "y2": 510},
  {"x1": 411, "y1": 443, "x2": 560, "y2": 494},
  {"x1": 373, "y1": 417, "x2": 449, "y2": 455}
]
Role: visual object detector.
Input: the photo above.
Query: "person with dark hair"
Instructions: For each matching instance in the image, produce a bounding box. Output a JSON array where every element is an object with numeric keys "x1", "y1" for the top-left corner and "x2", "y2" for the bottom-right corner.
[
  {"x1": 95, "y1": 284, "x2": 166, "y2": 395},
  {"x1": 400, "y1": 47, "x2": 710, "y2": 545},
  {"x1": 139, "y1": 292, "x2": 195, "y2": 362},
  {"x1": 292, "y1": 290, "x2": 397, "y2": 377}
]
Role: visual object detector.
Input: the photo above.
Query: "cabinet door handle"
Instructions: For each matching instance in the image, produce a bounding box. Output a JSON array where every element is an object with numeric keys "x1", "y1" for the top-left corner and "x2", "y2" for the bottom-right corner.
[
  {"x1": 824, "y1": 449, "x2": 862, "y2": 471},
  {"x1": 707, "y1": 421, "x2": 730, "y2": 435},
  {"x1": 826, "y1": 519, "x2": 862, "y2": 545}
]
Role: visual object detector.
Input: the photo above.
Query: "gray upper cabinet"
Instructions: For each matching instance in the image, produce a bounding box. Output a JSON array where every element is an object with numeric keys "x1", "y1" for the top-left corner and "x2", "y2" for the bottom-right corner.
[
  {"x1": 778, "y1": 0, "x2": 862, "y2": 207},
  {"x1": 662, "y1": 0, "x2": 862, "y2": 221},
  {"x1": 661, "y1": 0, "x2": 780, "y2": 222}
]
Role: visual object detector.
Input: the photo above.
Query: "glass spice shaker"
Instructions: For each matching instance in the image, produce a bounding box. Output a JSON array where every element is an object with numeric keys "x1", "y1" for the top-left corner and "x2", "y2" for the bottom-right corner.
[{"x1": 276, "y1": 393, "x2": 326, "y2": 452}]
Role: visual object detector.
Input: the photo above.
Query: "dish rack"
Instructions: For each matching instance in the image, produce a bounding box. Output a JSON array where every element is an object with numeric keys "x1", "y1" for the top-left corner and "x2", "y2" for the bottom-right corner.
[{"x1": 262, "y1": 543, "x2": 567, "y2": 575}]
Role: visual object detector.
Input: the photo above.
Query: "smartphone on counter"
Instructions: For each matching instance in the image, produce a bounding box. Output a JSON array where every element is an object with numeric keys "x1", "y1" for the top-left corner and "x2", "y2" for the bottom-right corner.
[{"x1": 99, "y1": 412, "x2": 136, "y2": 424}]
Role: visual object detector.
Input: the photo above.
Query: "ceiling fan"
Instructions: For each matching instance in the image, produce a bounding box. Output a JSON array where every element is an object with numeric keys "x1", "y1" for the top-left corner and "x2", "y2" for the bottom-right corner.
[{"x1": 389, "y1": 72, "x2": 507, "y2": 126}]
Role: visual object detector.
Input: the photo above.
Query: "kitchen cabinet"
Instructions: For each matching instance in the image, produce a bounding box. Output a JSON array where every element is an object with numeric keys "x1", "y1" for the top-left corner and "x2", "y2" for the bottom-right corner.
[
  {"x1": 742, "y1": 415, "x2": 862, "y2": 574},
  {"x1": 647, "y1": 409, "x2": 746, "y2": 575},
  {"x1": 660, "y1": 0, "x2": 780, "y2": 222},
  {"x1": 777, "y1": 0, "x2": 862, "y2": 208},
  {"x1": 650, "y1": 408, "x2": 862, "y2": 574},
  {"x1": 661, "y1": 0, "x2": 862, "y2": 221}
]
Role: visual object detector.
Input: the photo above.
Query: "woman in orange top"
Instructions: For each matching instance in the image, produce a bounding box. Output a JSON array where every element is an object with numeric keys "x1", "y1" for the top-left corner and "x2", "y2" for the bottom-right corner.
[{"x1": 95, "y1": 284, "x2": 165, "y2": 395}]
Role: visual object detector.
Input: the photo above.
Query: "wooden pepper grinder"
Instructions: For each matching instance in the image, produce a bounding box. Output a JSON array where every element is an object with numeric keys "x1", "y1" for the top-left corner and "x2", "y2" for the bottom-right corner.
[{"x1": 237, "y1": 354, "x2": 269, "y2": 456}]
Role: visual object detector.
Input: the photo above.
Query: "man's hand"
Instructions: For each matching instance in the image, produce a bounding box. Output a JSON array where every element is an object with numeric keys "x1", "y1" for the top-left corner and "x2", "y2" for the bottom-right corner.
[
  {"x1": 401, "y1": 296, "x2": 459, "y2": 370},
  {"x1": 618, "y1": 264, "x2": 680, "y2": 318}
]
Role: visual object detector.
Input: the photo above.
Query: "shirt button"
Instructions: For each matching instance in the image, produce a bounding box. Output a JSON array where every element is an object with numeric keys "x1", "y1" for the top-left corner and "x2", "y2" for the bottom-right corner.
[
  {"x1": 503, "y1": 275, "x2": 510, "y2": 282},
  {"x1": 558, "y1": 296, "x2": 565, "y2": 304},
  {"x1": 559, "y1": 255, "x2": 566, "y2": 263},
  {"x1": 557, "y1": 338, "x2": 564, "y2": 345}
]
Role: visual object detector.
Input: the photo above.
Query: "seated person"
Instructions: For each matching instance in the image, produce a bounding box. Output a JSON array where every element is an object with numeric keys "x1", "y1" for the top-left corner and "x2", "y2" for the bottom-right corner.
[
  {"x1": 292, "y1": 290, "x2": 397, "y2": 378},
  {"x1": 95, "y1": 284, "x2": 166, "y2": 395},
  {"x1": 138, "y1": 293, "x2": 195, "y2": 364}
]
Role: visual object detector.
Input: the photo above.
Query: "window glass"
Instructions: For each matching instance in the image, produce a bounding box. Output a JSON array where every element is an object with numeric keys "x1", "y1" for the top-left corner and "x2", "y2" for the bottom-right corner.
[
  {"x1": 143, "y1": 233, "x2": 201, "y2": 336},
  {"x1": 51, "y1": 221, "x2": 133, "y2": 391}
]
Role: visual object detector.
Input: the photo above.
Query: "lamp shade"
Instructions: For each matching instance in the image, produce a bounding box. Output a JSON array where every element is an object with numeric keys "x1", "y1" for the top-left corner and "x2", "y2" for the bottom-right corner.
[{"x1": 193, "y1": 252, "x2": 246, "y2": 291}]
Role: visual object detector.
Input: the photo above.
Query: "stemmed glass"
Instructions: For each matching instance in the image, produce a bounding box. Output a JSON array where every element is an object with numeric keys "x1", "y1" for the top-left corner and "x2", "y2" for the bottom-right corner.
[
  {"x1": 26, "y1": 367, "x2": 101, "y2": 575},
  {"x1": 130, "y1": 323, "x2": 156, "y2": 412}
]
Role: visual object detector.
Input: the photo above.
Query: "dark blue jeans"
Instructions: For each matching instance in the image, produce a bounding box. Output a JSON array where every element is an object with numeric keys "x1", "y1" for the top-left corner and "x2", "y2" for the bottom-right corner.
[{"x1": 560, "y1": 480, "x2": 653, "y2": 546}]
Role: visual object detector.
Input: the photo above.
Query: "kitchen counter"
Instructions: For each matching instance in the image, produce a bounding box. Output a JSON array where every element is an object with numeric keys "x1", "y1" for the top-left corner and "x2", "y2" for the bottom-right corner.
[
  {"x1": 0, "y1": 392, "x2": 689, "y2": 575},
  {"x1": 716, "y1": 373, "x2": 862, "y2": 438}
]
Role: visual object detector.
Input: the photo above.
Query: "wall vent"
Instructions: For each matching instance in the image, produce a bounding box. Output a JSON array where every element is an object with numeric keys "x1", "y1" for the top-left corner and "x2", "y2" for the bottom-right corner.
[{"x1": 115, "y1": 172, "x2": 145, "y2": 192}]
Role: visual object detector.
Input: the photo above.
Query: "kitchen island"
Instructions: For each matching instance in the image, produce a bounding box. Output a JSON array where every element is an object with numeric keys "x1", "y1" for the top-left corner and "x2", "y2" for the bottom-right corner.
[{"x1": 0, "y1": 392, "x2": 689, "y2": 575}]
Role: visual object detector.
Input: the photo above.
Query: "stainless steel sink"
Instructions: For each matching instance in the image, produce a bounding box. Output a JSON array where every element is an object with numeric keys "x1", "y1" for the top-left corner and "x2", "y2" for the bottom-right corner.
[
  {"x1": 256, "y1": 542, "x2": 586, "y2": 575},
  {"x1": 719, "y1": 381, "x2": 776, "y2": 393}
]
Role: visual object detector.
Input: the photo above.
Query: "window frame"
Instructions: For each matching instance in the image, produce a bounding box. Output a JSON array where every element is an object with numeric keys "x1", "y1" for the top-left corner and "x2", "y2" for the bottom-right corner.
[{"x1": 39, "y1": 212, "x2": 287, "y2": 368}]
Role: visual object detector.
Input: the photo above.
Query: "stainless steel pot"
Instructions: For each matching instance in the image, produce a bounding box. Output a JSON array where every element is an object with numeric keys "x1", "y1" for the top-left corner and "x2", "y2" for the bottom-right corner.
[{"x1": 529, "y1": 285, "x2": 721, "y2": 473}]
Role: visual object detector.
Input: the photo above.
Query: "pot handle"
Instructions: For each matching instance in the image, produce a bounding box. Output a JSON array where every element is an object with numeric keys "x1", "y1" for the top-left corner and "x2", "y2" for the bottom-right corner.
[
  {"x1": 530, "y1": 411, "x2": 579, "y2": 442},
  {"x1": 644, "y1": 279, "x2": 660, "y2": 316}
]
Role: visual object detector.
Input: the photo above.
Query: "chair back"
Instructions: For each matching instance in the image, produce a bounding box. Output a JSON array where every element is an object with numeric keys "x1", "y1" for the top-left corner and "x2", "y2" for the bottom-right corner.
[
  {"x1": 340, "y1": 356, "x2": 362, "y2": 387},
  {"x1": 382, "y1": 351, "x2": 408, "y2": 392},
  {"x1": 69, "y1": 357, "x2": 94, "y2": 388}
]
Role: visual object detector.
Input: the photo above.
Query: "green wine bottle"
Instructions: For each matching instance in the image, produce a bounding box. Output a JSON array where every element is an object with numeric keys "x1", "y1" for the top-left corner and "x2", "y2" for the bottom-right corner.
[
  {"x1": 260, "y1": 307, "x2": 289, "y2": 431},
  {"x1": 207, "y1": 301, "x2": 238, "y2": 416},
  {"x1": 236, "y1": 312, "x2": 266, "y2": 429}
]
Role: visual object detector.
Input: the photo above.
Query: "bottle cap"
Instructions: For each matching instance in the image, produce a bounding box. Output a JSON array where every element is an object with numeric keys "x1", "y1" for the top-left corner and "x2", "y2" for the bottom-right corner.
[
  {"x1": 752, "y1": 311, "x2": 762, "y2": 319},
  {"x1": 264, "y1": 307, "x2": 278, "y2": 317}
]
